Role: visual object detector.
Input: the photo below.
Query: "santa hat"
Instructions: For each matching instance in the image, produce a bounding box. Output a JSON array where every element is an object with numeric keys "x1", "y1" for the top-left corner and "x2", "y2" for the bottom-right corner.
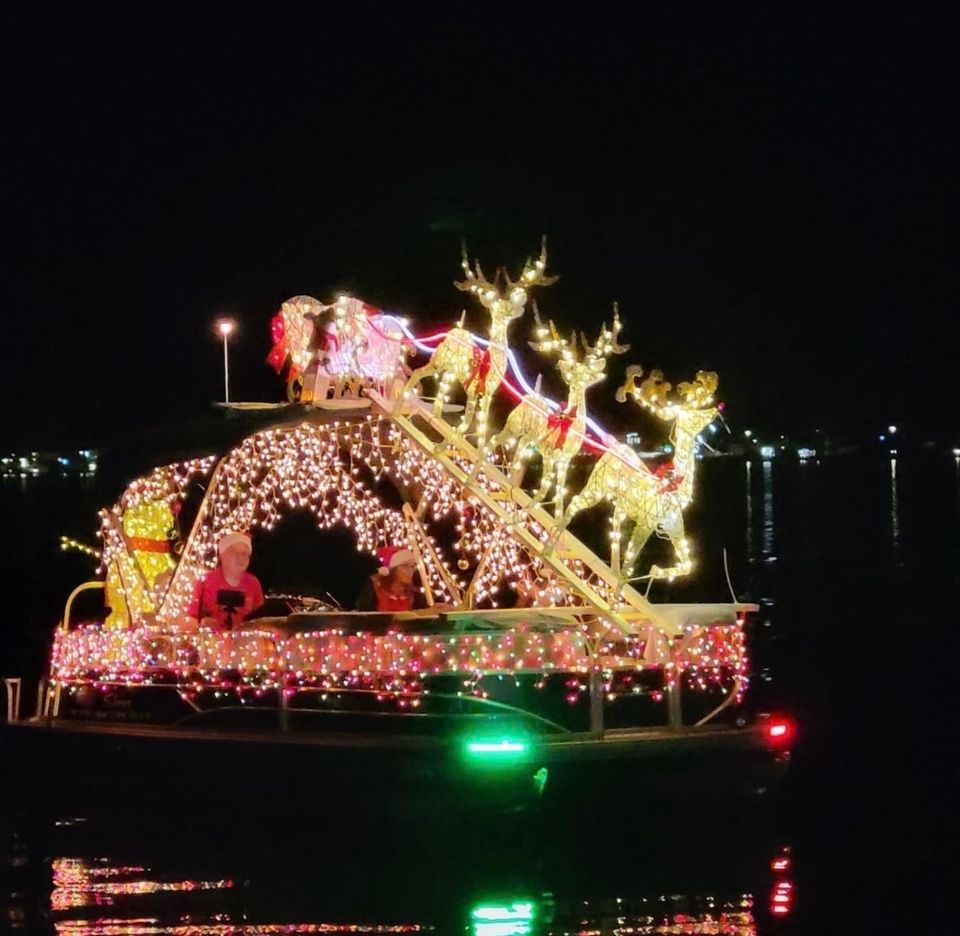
[
  {"x1": 377, "y1": 545, "x2": 415, "y2": 575},
  {"x1": 219, "y1": 531, "x2": 252, "y2": 556}
]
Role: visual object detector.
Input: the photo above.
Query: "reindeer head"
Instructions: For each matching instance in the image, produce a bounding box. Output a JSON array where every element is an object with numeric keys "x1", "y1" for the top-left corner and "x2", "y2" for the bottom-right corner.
[
  {"x1": 454, "y1": 237, "x2": 558, "y2": 328},
  {"x1": 530, "y1": 304, "x2": 629, "y2": 396},
  {"x1": 617, "y1": 367, "x2": 720, "y2": 435},
  {"x1": 674, "y1": 371, "x2": 721, "y2": 436}
]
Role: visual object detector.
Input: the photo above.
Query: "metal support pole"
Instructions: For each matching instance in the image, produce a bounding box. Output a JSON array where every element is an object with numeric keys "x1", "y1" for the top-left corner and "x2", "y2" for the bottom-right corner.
[
  {"x1": 667, "y1": 638, "x2": 683, "y2": 730},
  {"x1": 589, "y1": 669, "x2": 605, "y2": 737},
  {"x1": 279, "y1": 683, "x2": 289, "y2": 732},
  {"x1": 223, "y1": 335, "x2": 230, "y2": 404},
  {"x1": 4, "y1": 678, "x2": 21, "y2": 722},
  {"x1": 588, "y1": 641, "x2": 605, "y2": 737}
]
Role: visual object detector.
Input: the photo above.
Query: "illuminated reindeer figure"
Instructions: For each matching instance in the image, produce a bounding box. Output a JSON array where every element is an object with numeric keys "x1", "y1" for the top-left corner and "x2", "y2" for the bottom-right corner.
[
  {"x1": 403, "y1": 240, "x2": 557, "y2": 438},
  {"x1": 556, "y1": 368, "x2": 720, "y2": 582},
  {"x1": 488, "y1": 305, "x2": 628, "y2": 517}
]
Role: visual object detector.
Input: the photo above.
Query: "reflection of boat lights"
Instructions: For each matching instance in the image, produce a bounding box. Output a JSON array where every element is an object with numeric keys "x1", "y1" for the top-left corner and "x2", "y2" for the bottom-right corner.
[
  {"x1": 50, "y1": 857, "x2": 234, "y2": 911},
  {"x1": 769, "y1": 846, "x2": 795, "y2": 918},
  {"x1": 771, "y1": 880, "x2": 794, "y2": 916},
  {"x1": 471, "y1": 900, "x2": 535, "y2": 936}
]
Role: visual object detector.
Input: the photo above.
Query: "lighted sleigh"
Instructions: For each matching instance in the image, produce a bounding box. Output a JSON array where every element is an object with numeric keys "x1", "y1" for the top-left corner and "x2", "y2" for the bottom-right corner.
[{"x1": 8, "y1": 243, "x2": 791, "y2": 791}]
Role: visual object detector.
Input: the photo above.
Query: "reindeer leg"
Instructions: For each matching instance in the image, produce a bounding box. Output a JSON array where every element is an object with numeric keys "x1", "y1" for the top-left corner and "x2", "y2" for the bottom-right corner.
[
  {"x1": 434, "y1": 371, "x2": 456, "y2": 420},
  {"x1": 544, "y1": 487, "x2": 603, "y2": 556},
  {"x1": 609, "y1": 511, "x2": 623, "y2": 578},
  {"x1": 403, "y1": 364, "x2": 429, "y2": 396},
  {"x1": 649, "y1": 505, "x2": 692, "y2": 581},
  {"x1": 553, "y1": 457, "x2": 571, "y2": 519},
  {"x1": 523, "y1": 451, "x2": 552, "y2": 507},
  {"x1": 621, "y1": 520, "x2": 653, "y2": 583},
  {"x1": 459, "y1": 390, "x2": 480, "y2": 435},
  {"x1": 503, "y1": 435, "x2": 531, "y2": 486}
]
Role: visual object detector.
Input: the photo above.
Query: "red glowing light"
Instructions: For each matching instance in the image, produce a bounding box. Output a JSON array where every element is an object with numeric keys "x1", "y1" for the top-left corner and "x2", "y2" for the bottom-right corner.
[
  {"x1": 762, "y1": 715, "x2": 796, "y2": 748},
  {"x1": 771, "y1": 857, "x2": 791, "y2": 872}
]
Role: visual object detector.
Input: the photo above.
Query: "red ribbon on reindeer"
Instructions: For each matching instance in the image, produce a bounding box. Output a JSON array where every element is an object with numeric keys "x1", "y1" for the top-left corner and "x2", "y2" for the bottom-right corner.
[
  {"x1": 654, "y1": 460, "x2": 684, "y2": 494},
  {"x1": 463, "y1": 347, "x2": 493, "y2": 394},
  {"x1": 544, "y1": 406, "x2": 578, "y2": 447}
]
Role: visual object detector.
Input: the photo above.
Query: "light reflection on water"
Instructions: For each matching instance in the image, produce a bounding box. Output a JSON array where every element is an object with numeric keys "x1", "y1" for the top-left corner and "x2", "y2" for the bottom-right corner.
[
  {"x1": 32, "y1": 854, "x2": 766, "y2": 935},
  {"x1": 760, "y1": 461, "x2": 775, "y2": 563},
  {"x1": 0, "y1": 817, "x2": 790, "y2": 935},
  {"x1": 889, "y1": 457, "x2": 900, "y2": 548},
  {"x1": 50, "y1": 857, "x2": 233, "y2": 911}
]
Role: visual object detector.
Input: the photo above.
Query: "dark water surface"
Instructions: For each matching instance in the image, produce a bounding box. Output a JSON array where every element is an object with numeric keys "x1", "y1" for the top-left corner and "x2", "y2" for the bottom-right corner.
[{"x1": 3, "y1": 451, "x2": 959, "y2": 932}]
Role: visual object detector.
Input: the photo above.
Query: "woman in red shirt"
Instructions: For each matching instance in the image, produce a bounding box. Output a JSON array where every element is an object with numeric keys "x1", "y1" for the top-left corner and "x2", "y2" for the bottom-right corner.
[
  {"x1": 355, "y1": 546, "x2": 418, "y2": 612},
  {"x1": 188, "y1": 532, "x2": 264, "y2": 631}
]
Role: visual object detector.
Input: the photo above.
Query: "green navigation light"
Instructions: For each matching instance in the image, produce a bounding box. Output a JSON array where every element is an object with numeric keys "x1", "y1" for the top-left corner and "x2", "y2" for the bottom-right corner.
[{"x1": 467, "y1": 739, "x2": 528, "y2": 754}]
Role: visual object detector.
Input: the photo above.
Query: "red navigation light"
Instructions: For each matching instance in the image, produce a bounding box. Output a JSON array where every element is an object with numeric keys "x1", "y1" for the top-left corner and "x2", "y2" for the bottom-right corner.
[
  {"x1": 771, "y1": 856, "x2": 791, "y2": 872},
  {"x1": 761, "y1": 714, "x2": 797, "y2": 749}
]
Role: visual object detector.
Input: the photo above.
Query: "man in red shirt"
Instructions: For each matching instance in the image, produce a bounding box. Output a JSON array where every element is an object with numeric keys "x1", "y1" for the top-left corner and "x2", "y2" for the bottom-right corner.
[{"x1": 188, "y1": 532, "x2": 264, "y2": 631}]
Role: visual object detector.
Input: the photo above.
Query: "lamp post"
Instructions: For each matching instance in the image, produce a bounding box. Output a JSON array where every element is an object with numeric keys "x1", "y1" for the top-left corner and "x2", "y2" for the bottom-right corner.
[{"x1": 216, "y1": 319, "x2": 236, "y2": 403}]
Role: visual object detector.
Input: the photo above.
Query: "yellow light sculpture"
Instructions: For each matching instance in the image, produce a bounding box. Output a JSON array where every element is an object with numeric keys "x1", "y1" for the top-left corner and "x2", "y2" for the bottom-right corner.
[
  {"x1": 557, "y1": 368, "x2": 721, "y2": 582},
  {"x1": 488, "y1": 305, "x2": 629, "y2": 517},
  {"x1": 402, "y1": 239, "x2": 557, "y2": 439}
]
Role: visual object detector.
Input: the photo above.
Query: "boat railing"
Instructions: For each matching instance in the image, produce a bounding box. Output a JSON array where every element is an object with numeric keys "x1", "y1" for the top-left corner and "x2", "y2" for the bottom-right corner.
[
  {"x1": 4, "y1": 677, "x2": 21, "y2": 722},
  {"x1": 61, "y1": 580, "x2": 106, "y2": 632}
]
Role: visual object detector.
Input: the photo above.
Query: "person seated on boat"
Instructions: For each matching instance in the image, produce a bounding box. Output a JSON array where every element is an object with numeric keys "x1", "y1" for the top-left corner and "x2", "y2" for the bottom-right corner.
[
  {"x1": 187, "y1": 532, "x2": 264, "y2": 632},
  {"x1": 355, "y1": 546, "x2": 419, "y2": 613}
]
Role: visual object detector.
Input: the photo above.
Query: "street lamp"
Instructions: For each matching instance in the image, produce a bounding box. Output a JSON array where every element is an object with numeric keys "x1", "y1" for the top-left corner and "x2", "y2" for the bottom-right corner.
[{"x1": 216, "y1": 318, "x2": 236, "y2": 403}]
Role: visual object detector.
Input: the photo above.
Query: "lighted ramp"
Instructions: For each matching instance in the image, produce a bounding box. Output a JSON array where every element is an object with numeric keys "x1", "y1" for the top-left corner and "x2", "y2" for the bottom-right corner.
[{"x1": 370, "y1": 390, "x2": 678, "y2": 637}]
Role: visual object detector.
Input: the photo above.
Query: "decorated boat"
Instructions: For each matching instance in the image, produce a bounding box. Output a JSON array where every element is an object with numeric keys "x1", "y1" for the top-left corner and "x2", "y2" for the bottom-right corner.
[{"x1": 3, "y1": 242, "x2": 792, "y2": 804}]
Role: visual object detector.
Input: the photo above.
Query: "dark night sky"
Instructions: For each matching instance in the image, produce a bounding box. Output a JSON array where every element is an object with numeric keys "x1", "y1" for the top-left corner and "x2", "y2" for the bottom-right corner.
[{"x1": 2, "y1": 7, "x2": 957, "y2": 450}]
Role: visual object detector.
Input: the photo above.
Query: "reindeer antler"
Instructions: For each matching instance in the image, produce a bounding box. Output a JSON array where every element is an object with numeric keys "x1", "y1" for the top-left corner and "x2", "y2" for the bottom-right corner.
[
  {"x1": 581, "y1": 303, "x2": 631, "y2": 362},
  {"x1": 676, "y1": 371, "x2": 719, "y2": 408},
  {"x1": 637, "y1": 369, "x2": 674, "y2": 417},
  {"x1": 454, "y1": 241, "x2": 497, "y2": 296},
  {"x1": 511, "y1": 236, "x2": 559, "y2": 290},
  {"x1": 457, "y1": 239, "x2": 557, "y2": 311},
  {"x1": 529, "y1": 303, "x2": 576, "y2": 359},
  {"x1": 615, "y1": 364, "x2": 644, "y2": 403}
]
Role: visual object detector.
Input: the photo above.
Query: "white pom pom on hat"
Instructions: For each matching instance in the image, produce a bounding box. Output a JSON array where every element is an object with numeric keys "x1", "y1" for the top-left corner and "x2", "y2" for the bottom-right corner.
[{"x1": 377, "y1": 545, "x2": 415, "y2": 575}]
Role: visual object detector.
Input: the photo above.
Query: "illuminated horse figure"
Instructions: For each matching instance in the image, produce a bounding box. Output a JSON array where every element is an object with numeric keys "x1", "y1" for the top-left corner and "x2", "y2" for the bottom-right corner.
[
  {"x1": 488, "y1": 305, "x2": 629, "y2": 517},
  {"x1": 557, "y1": 368, "x2": 721, "y2": 583},
  {"x1": 403, "y1": 240, "x2": 557, "y2": 438}
]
